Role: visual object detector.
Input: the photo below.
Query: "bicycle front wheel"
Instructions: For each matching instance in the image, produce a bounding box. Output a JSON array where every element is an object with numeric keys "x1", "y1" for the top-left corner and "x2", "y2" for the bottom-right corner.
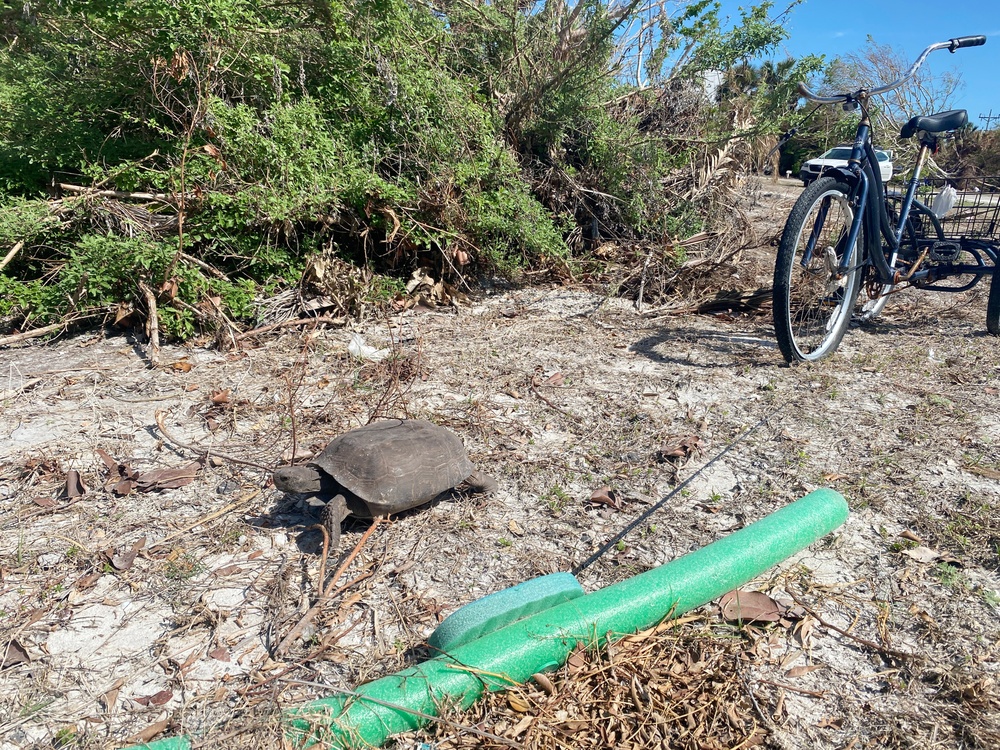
[{"x1": 773, "y1": 178, "x2": 864, "y2": 362}]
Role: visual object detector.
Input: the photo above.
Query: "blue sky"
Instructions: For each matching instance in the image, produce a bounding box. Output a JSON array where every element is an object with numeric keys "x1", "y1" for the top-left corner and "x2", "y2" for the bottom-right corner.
[{"x1": 719, "y1": 0, "x2": 1000, "y2": 126}]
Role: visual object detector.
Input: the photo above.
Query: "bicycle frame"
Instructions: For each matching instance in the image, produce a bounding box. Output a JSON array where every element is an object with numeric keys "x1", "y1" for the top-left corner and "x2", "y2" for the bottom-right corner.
[{"x1": 815, "y1": 110, "x2": 997, "y2": 289}]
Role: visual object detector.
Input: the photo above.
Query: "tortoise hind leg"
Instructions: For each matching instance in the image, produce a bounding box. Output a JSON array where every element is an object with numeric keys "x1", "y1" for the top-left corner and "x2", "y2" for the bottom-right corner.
[
  {"x1": 463, "y1": 470, "x2": 498, "y2": 495},
  {"x1": 320, "y1": 494, "x2": 350, "y2": 550}
]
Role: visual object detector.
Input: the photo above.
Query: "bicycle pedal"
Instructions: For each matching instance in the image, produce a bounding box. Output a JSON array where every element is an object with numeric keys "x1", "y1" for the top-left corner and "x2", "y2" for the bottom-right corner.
[{"x1": 929, "y1": 241, "x2": 961, "y2": 262}]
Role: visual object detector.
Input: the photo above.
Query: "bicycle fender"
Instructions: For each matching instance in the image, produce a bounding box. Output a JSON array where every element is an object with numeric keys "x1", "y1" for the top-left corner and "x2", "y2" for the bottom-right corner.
[{"x1": 820, "y1": 165, "x2": 860, "y2": 185}]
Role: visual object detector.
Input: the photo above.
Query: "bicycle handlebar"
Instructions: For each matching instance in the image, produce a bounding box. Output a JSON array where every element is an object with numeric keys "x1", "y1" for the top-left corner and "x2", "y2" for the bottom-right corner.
[
  {"x1": 949, "y1": 35, "x2": 986, "y2": 51},
  {"x1": 797, "y1": 36, "x2": 987, "y2": 103}
]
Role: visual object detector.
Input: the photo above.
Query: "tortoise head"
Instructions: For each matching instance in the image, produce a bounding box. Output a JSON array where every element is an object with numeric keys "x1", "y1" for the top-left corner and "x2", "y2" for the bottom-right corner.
[{"x1": 272, "y1": 465, "x2": 327, "y2": 494}]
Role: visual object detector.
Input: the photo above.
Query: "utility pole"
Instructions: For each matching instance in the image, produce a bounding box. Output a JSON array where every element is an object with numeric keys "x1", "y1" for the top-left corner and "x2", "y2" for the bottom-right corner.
[{"x1": 979, "y1": 110, "x2": 1000, "y2": 129}]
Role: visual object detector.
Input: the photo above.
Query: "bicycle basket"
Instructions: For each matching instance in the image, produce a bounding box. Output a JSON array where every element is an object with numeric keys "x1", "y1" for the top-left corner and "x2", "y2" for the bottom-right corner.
[{"x1": 907, "y1": 176, "x2": 1000, "y2": 240}]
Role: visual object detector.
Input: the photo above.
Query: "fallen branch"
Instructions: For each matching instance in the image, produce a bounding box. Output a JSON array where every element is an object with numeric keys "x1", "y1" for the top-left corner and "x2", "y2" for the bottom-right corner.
[
  {"x1": 58, "y1": 182, "x2": 173, "y2": 202},
  {"x1": 138, "y1": 282, "x2": 160, "y2": 366},
  {"x1": 276, "y1": 518, "x2": 384, "y2": 655},
  {"x1": 0, "y1": 322, "x2": 64, "y2": 347},
  {"x1": 153, "y1": 410, "x2": 273, "y2": 471},
  {"x1": 0, "y1": 241, "x2": 24, "y2": 273},
  {"x1": 236, "y1": 315, "x2": 346, "y2": 341},
  {"x1": 180, "y1": 251, "x2": 229, "y2": 280}
]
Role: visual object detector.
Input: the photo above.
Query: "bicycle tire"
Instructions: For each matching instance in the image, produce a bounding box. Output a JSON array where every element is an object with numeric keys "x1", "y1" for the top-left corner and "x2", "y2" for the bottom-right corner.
[
  {"x1": 773, "y1": 177, "x2": 864, "y2": 362},
  {"x1": 987, "y1": 261, "x2": 1000, "y2": 335}
]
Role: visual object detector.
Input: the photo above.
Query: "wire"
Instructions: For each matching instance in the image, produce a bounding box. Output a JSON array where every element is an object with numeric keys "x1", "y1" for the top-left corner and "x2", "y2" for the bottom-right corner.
[{"x1": 571, "y1": 404, "x2": 786, "y2": 576}]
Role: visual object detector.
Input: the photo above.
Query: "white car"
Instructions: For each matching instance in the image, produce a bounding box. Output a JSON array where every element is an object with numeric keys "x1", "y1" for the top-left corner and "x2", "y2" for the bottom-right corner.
[{"x1": 799, "y1": 146, "x2": 893, "y2": 185}]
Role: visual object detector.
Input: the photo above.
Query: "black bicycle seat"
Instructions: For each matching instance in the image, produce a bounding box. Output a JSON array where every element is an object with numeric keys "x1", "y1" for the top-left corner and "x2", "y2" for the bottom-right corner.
[{"x1": 900, "y1": 109, "x2": 968, "y2": 138}]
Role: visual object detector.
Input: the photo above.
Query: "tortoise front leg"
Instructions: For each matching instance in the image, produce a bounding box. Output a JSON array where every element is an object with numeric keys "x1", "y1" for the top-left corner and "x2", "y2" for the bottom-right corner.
[{"x1": 320, "y1": 494, "x2": 350, "y2": 550}]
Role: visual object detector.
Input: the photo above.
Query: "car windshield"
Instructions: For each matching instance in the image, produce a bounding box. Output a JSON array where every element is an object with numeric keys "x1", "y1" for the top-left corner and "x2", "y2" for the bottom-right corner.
[{"x1": 821, "y1": 148, "x2": 853, "y2": 160}]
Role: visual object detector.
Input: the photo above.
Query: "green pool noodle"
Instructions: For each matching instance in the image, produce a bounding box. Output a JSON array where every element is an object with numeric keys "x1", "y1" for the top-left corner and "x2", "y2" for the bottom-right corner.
[{"x1": 286, "y1": 487, "x2": 849, "y2": 748}]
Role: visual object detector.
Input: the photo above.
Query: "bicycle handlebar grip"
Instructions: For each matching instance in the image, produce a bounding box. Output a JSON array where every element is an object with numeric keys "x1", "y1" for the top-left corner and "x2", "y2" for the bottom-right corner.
[{"x1": 949, "y1": 35, "x2": 986, "y2": 51}]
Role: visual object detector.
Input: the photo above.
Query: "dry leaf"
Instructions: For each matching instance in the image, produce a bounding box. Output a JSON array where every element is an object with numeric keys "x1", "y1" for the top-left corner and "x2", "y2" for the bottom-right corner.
[
  {"x1": 211, "y1": 389, "x2": 231, "y2": 405},
  {"x1": 31, "y1": 496, "x2": 56, "y2": 508},
  {"x1": 507, "y1": 693, "x2": 530, "y2": 712},
  {"x1": 816, "y1": 716, "x2": 844, "y2": 729},
  {"x1": 901, "y1": 546, "x2": 941, "y2": 563},
  {"x1": 899, "y1": 529, "x2": 923, "y2": 543},
  {"x1": 214, "y1": 565, "x2": 241, "y2": 577},
  {"x1": 720, "y1": 590, "x2": 783, "y2": 623},
  {"x1": 794, "y1": 616, "x2": 817, "y2": 645},
  {"x1": 101, "y1": 678, "x2": 125, "y2": 711},
  {"x1": 2, "y1": 640, "x2": 30, "y2": 670},
  {"x1": 126, "y1": 718, "x2": 171, "y2": 744},
  {"x1": 658, "y1": 435, "x2": 702, "y2": 461},
  {"x1": 95, "y1": 448, "x2": 119, "y2": 474},
  {"x1": 65, "y1": 470, "x2": 86, "y2": 498},
  {"x1": 543, "y1": 371, "x2": 565, "y2": 386},
  {"x1": 589, "y1": 487, "x2": 623, "y2": 510},
  {"x1": 786, "y1": 664, "x2": 825, "y2": 678},
  {"x1": 76, "y1": 572, "x2": 101, "y2": 589},
  {"x1": 110, "y1": 550, "x2": 137, "y2": 571},
  {"x1": 822, "y1": 472, "x2": 850, "y2": 481},
  {"x1": 135, "y1": 462, "x2": 200, "y2": 492},
  {"x1": 510, "y1": 714, "x2": 534, "y2": 736},
  {"x1": 113, "y1": 479, "x2": 136, "y2": 496},
  {"x1": 109, "y1": 537, "x2": 146, "y2": 571},
  {"x1": 208, "y1": 647, "x2": 230, "y2": 662},
  {"x1": 567, "y1": 644, "x2": 587, "y2": 673},
  {"x1": 134, "y1": 690, "x2": 173, "y2": 707},
  {"x1": 508, "y1": 520, "x2": 524, "y2": 537},
  {"x1": 532, "y1": 672, "x2": 555, "y2": 695}
]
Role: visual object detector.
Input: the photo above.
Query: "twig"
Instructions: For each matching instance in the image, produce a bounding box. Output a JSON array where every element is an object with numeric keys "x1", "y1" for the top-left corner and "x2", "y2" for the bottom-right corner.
[
  {"x1": 236, "y1": 315, "x2": 346, "y2": 341},
  {"x1": 153, "y1": 410, "x2": 272, "y2": 470},
  {"x1": 138, "y1": 281, "x2": 160, "y2": 366},
  {"x1": 276, "y1": 519, "x2": 383, "y2": 655},
  {"x1": 529, "y1": 375, "x2": 582, "y2": 423},
  {"x1": 155, "y1": 490, "x2": 261, "y2": 547},
  {"x1": 239, "y1": 615, "x2": 365, "y2": 696},
  {"x1": 787, "y1": 591, "x2": 912, "y2": 662},
  {"x1": 635, "y1": 246, "x2": 654, "y2": 313},
  {"x1": 0, "y1": 241, "x2": 23, "y2": 272},
  {"x1": 313, "y1": 524, "x2": 330, "y2": 597},
  {"x1": 757, "y1": 678, "x2": 826, "y2": 698},
  {"x1": 179, "y1": 251, "x2": 229, "y2": 280}
]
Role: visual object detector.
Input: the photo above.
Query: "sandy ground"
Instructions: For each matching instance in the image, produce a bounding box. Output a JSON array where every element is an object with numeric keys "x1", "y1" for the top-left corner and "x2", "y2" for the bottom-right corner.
[{"x1": 2, "y1": 179, "x2": 999, "y2": 748}]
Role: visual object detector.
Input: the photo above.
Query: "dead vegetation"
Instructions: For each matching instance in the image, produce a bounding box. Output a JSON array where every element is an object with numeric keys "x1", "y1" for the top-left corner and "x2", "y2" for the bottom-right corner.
[{"x1": 2, "y1": 180, "x2": 1000, "y2": 750}]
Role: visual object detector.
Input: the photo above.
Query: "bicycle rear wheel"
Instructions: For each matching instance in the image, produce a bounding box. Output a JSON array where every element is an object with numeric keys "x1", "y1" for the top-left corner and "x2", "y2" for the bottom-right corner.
[
  {"x1": 773, "y1": 177, "x2": 864, "y2": 362},
  {"x1": 987, "y1": 262, "x2": 1000, "y2": 335}
]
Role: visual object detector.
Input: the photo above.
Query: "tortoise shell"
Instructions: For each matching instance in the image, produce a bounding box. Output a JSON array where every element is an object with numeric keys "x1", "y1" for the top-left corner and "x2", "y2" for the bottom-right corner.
[{"x1": 312, "y1": 419, "x2": 475, "y2": 517}]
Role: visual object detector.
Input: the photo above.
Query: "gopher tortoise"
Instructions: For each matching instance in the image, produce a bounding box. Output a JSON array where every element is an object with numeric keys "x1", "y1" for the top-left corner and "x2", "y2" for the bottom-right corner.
[{"x1": 273, "y1": 419, "x2": 497, "y2": 548}]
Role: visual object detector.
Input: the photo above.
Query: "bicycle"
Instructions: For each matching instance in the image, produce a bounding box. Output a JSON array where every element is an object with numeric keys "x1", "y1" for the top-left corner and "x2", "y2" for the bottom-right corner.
[{"x1": 771, "y1": 35, "x2": 998, "y2": 363}]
